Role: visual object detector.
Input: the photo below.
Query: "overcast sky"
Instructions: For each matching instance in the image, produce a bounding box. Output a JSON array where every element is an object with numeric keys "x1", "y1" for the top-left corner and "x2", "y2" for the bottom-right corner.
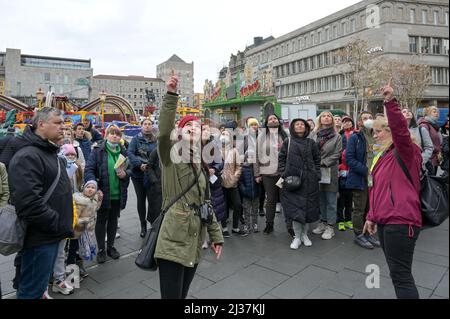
[{"x1": 1, "y1": 0, "x2": 360, "y2": 92}]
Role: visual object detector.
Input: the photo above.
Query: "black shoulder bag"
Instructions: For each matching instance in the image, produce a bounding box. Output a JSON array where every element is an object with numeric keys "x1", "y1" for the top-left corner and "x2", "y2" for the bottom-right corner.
[
  {"x1": 135, "y1": 168, "x2": 198, "y2": 271},
  {"x1": 393, "y1": 149, "x2": 449, "y2": 228},
  {"x1": 283, "y1": 138, "x2": 304, "y2": 191}
]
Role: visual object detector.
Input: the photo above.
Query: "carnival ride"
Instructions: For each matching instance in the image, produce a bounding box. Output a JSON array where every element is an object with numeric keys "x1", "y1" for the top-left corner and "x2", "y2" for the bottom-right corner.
[{"x1": 0, "y1": 91, "x2": 139, "y2": 136}]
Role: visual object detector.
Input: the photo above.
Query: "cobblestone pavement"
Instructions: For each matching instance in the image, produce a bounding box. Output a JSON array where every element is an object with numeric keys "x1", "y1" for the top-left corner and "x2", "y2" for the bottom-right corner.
[{"x1": 1, "y1": 184, "x2": 448, "y2": 299}]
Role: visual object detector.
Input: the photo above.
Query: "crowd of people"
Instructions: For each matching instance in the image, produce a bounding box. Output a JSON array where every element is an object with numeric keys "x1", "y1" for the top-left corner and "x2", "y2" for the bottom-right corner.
[{"x1": 0, "y1": 75, "x2": 448, "y2": 300}]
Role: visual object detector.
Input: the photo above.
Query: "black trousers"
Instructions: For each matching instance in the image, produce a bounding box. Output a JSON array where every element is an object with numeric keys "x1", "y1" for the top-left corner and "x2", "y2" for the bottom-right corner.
[
  {"x1": 262, "y1": 176, "x2": 280, "y2": 226},
  {"x1": 132, "y1": 178, "x2": 152, "y2": 227},
  {"x1": 66, "y1": 239, "x2": 81, "y2": 265},
  {"x1": 337, "y1": 188, "x2": 353, "y2": 223},
  {"x1": 158, "y1": 259, "x2": 198, "y2": 299},
  {"x1": 378, "y1": 224, "x2": 420, "y2": 299},
  {"x1": 223, "y1": 187, "x2": 242, "y2": 229},
  {"x1": 259, "y1": 181, "x2": 266, "y2": 211},
  {"x1": 95, "y1": 200, "x2": 121, "y2": 251}
]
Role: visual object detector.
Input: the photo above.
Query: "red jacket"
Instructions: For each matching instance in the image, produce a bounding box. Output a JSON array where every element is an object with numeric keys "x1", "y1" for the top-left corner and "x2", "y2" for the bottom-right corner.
[{"x1": 366, "y1": 99, "x2": 422, "y2": 228}]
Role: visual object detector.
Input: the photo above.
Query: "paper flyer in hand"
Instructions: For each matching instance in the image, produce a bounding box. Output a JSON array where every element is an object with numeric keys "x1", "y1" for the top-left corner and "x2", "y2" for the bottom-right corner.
[
  {"x1": 114, "y1": 154, "x2": 128, "y2": 173},
  {"x1": 320, "y1": 167, "x2": 331, "y2": 184}
]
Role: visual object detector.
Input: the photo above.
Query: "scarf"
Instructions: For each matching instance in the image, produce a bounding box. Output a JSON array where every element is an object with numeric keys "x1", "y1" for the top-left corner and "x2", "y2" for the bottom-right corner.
[
  {"x1": 105, "y1": 142, "x2": 121, "y2": 200},
  {"x1": 142, "y1": 131, "x2": 157, "y2": 143},
  {"x1": 317, "y1": 127, "x2": 336, "y2": 149}
]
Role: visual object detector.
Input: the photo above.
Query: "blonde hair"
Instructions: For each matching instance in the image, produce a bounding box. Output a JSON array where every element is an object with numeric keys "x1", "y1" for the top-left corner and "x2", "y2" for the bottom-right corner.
[
  {"x1": 423, "y1": 106, "x2": 439, "y2": 116},
  {"x1": 372, "y1": 118, "x2": 392, "y2": 152},
  {"x1": 316, "y1": 111, "x2": 336, "y2": 132},
  {"x1": 105, "y1": 124, "x2": 122, "y2": 137}
]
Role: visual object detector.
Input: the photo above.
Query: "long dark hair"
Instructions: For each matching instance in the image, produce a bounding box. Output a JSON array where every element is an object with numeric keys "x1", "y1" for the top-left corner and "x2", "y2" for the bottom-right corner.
[
  {"x1": 263, "y1": 113, "x2": 288, "y2": 140},
  {"x1": 402, "y1": 107, "x2": 418, "y2": 128}
]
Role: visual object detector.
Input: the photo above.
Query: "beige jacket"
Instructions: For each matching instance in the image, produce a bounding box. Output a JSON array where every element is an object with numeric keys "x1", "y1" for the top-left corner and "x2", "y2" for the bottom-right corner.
[{"x1": 221, "y1": 147, "x2": 242, "y2": 188}]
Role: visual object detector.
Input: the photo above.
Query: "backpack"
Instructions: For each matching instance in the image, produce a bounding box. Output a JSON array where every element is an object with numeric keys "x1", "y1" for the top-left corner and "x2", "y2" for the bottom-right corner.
[
  {"x1": 0, "y1": 156, "x2": 61, "y2": 256},
  {"x1": 394, "y1": 149, "x2": 449, "y2": 228}
]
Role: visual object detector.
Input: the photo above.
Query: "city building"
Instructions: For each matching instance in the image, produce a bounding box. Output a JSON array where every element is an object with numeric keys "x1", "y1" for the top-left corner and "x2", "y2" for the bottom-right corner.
[
  {"x1": 244, "y1": 0, "x2": 449, "y2": 115},
  {"x1": 157, "y1": 54, "x2": 194, "y2": 107},
  {"x1": 91, "y1": 75, "x2": 165, "y2": 116},
  {"x1": 193, "y1": 93, "x2": 205, "y2": 108},
  {"x1": 0, "y1": 48, "x2": 93, "y2": 105}
]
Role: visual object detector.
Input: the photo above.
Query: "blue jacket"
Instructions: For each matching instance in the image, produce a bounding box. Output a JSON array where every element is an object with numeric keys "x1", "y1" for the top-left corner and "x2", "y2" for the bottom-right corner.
[
  {"x1": 76, "y1": 137, "x2": 92, "y2": 162},
  {"x1": 84, "y1": 142, "x2": 130, "y2": 210},
  {"x1": 127, "y1": 133, "x2": 157, "y2": 180},
  {"x1": 239, "y1": 164, "x2": 260, "y2": 199},
  {"x1": 345, "y1": 131, "x2": 369, "y2": 190}
]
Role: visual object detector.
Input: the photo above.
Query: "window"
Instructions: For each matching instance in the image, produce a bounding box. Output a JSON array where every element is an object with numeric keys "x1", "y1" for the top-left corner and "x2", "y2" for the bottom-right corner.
[
  {"x1": 293, "y1": 61, "x2": 297, "y2": 74},
  {"x1": 333, "y1": 25, "x2": 338, "y2": 38},
  {"x1": 446, "y1": 12, "x2": 449, "y2": 25},
  {"x1": 433, "y1": 38, "x2": 442, "y2": 54},
  {"x1": 318, "y1": 54, "x2": 323, "y2": 68},
  {"x1": 434, "y1": 11, "x2": 439, "y2": 25},
  {"x1": 341, "y1": 22, "x2": 346, "y2": 35},
  {"x1": 398, "y1": 7, "x2": 404, "y2": 20},
  {"x1": 421, "y1": 37, "x2": 430, "y2": 53},
  {"x1": 350, "y1": 19, "x2": 356, "y2": 32},
  {"x1": 310, "y1": 56, "x2": 315, "y2": 70},
  {"x1": 422, "y1": 10, "x2": 427, "y2": 24},
  {"x1": 317, "y1": 78, "x2": 322, "y2": 92},
  {"x1": 310, "y1": 33, "x2": 314, "y2": 46},
  {"x1": 410, "y1": 9, "x2": 415, "y2": 23},
  {"x1": 310, "y1": 80, "x2": 315, "y2": 93},
  {"x1": 409, "y1": 36, "x2": 418, "y2": 53},
  {"x1": 325, "y1": 52, "x2": 330, "y2": 65},
  {"x1": 443, "y1": 39, "x2": 449, "y2": 55}
]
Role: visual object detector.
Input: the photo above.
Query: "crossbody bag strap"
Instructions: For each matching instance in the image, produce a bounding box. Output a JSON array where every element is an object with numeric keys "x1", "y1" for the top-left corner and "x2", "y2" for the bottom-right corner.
[
  {"x1": 161, "y1": 167, "x2": 198, "y2": 215},
  {"x1": 42, "y1": 156, "x2": 61, "y2": 203},
  {"x1": 418, "y1": 126, "x2": 424, "y2": 150},
  {"x1": 191, "y1": 163, "x2": 210, "y2": 201},
  {"x1": 393, "y1": 149, "x2": 414, "y2": 186}
]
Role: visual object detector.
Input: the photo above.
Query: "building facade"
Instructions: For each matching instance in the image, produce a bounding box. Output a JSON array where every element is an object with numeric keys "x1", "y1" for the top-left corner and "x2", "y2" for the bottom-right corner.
[
  {"x1": 157, "y1": 54, "x2": 194, "y2": 107},
  {"x1": 91, "y1": 75, "x2": 165, "y2": 116},
  {"x1": 245, "y1": 0, "x2": 449, "y2": 115},
  {"x1": 193, "y1": 93, "x2": 205, "y2": 108},
  {"x1": 0, "y1": 48, "x2": 93, "y2": 105}
]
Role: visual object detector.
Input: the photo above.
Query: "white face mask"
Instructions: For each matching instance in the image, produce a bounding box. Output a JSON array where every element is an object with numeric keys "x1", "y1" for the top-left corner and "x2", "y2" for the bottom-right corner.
[
  {"x1": 220, "y1": 135, "x2": 230, "y2": 144},
  {"x1": 363, "y1": 119, "x2": 374, "y2": 129}
]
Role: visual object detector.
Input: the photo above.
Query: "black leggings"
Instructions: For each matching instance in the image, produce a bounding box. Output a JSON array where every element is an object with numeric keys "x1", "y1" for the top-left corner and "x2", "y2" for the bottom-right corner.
[
  {"x1": 337, "y1": 188, "x2": 353, "y2": 223},
  {"x1": 378, "y1": 224, "x2": 420, "y2": 299},
  {"x1": 223, "y1": 187, "x2": 242, "y2": 229},
  {"x1": 132, "y1": 178, "x2": 152, "y2": 227},
  {"x1": 158, "y1": 259, "x2": 198, "y2": 299},
  {"x1": 95, "y1": 200, "x2": 121, "y2": 250}
]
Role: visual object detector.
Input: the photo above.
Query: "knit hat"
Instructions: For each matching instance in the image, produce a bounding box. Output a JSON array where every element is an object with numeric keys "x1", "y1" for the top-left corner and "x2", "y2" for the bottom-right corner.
[
  {"x1": 61, "y1": 144, "x2": 77, "y2": 156},
  {"x1": 83, "y1": 180, "x2": 98, "y2": 191},
  {"x1": 342, "y1": 116, "x2": 355, "y2": 126},
  {"x1": 178, "y1": 115, "x2": 200, "y2": 128},
  {"x1": 247, "y1": 118, "x2": 259, "y2": 127}
]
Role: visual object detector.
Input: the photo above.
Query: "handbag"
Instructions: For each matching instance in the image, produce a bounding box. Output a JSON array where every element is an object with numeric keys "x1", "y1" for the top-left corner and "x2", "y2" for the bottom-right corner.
[
  {"x1": 135, "y1": 166, "x2": 198, "y2": 271},
  {"x1": 0, "y1": 158, "x2": 61, "y2": 256},
  {"x1": 394, "y1": 149, "x2": 449, "y2": 228},
  {"x1": 282, "y1": 138, "x2": 303, "y2": 191}
]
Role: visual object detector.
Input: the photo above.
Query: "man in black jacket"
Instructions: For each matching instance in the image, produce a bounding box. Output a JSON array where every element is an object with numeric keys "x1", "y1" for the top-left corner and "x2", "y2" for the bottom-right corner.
[{"x1": 8, "y1": 108, "x2": 73, "y2": 299}]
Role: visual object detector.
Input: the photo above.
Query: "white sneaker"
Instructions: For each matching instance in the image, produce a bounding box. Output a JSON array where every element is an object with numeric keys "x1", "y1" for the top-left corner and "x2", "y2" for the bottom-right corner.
[
  {"x1": 52, "y1": 279, "x2": 74, "y2": 295},
  {"x1": 42, "y1": 288, "x2": 54, "y2": 299},
  {"x1": 312, "y1": 222, "x2": 327, "y2": 235},
  {"x1": 202, "y1": 240, "x2": 209, "y2": 249},
  {"x1": 290, "y1": 238, "x2": 301, "y2": 250},
  {"x1": 115, "y1": 232, "x2": 120, "y2": 239},
  {"x1": 301, "y1": 234, "x2": 312, "y2": 247},
  {"x1": 276, "y1": 203, "x2": 282, "y2": 213},
  {"x1": 321, "y1": 225, "x2": 335, "y2": 240}
]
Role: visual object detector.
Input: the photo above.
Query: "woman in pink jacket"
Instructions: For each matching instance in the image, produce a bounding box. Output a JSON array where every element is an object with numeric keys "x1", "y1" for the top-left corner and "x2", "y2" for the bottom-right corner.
[{"x1": 363, "y1": 80, "x2": 422, "y2": 299}]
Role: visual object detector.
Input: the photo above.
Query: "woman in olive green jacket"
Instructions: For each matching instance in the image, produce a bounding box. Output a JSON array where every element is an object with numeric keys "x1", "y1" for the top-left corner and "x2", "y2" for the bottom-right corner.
[{"x1": 154, "y1": 73, "x2": 224, "y2": 299}]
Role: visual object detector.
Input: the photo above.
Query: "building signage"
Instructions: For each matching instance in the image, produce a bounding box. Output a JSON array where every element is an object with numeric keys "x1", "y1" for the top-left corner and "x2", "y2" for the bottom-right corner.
[
  {"x1": 296, "y1": 95, "x2": 311, "y2": 102},
  {"x1": 240, "y1": 80, "x2": 260, "y2": 97},
  {"x1": 367, "y1": 46, "x2": 383, "y2": 54}
]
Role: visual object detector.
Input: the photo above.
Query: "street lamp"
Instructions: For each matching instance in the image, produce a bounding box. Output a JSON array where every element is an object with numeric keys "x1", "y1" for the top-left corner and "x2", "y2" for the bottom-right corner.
[
  {"x1": 99, "y1": 90, "x2": 107, "y2": 129},
  {"x1": 36, "y1": 88, "x2": 45, "y2": 109}
]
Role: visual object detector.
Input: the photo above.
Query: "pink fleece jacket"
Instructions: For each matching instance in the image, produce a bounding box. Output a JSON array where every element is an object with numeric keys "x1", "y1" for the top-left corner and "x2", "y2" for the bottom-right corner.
[{"x1": 366, "y1": 99, "x2": 422, "y2": 228}]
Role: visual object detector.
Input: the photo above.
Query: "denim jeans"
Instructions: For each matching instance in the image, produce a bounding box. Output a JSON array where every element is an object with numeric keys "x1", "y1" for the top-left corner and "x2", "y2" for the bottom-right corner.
[
  {"x1": 53, "y1": 239, "x2": 67, "y2": 282},
  {"x1": 319, "y1": 191, "x2": 337, "y2": 225},
  {"x1": 18, "y1": 242, "x2": 59, "y2": 299}
]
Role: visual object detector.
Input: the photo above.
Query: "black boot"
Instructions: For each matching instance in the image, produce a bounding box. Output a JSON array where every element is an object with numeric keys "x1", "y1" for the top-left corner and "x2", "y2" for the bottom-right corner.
[
  {"x1": 140, "y1": 223, "x2": 147, "y2": 238},
  {"x1": 263, "y1": 224, "x2": 273, "y2": 234}
]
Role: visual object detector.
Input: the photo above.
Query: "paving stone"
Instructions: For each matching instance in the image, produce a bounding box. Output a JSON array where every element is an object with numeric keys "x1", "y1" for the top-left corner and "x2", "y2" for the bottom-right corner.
[
  {"x1": 105, "y1": 282, "x2": 156, "y2": 299},
  {"x1": 305, "y1": 288, "x2": 351, "y2": 299},
  {"x1": 192, "y1": 273, "x2": 272, "y2": 299},
  {"x1": 269, "y1": 265, "x2": 336, "y2": 299},
  {"x1": 324, "y1": 269, "x2": 369, "y2": 297},
  {"x1": 238, "y1": 264, "x2": 290, "y2": 288},
  {"x1": 413, "y1": 249, "x2": 450, "y2": 268},
  {"x1": 311, "y1": 242, "x2": 365, "y2": 272},
  {"x1": 433, "y1": 272, "x2": 449, "y2": 298},
  {"x1": 415, "y1": 229, "x2": 449, "y2": 257},
  {"x1": 255, "y1": 249, "x2": 319, "y2": 277},
  {"x1": 411, "y1": 260, "x2": 448, "y2": 290}
]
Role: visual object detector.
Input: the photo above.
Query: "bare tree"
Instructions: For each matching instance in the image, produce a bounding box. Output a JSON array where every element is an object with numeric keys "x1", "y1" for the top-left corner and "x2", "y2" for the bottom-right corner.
[
  {"x1": 336, "y1": 38, "x2": 384, "y2": 120},
  {"x1": 376, "y1": 57, "x2": 431, "y2": 113}
]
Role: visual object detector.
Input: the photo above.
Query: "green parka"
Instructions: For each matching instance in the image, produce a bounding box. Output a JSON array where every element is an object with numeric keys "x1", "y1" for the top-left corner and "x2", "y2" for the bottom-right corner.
[
  {"x1": 0, "y1": 162, "x2": 9, "y2": 207},
  {"x1": 154, "y1": 93, "x2": 224, "y2": 268}
]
